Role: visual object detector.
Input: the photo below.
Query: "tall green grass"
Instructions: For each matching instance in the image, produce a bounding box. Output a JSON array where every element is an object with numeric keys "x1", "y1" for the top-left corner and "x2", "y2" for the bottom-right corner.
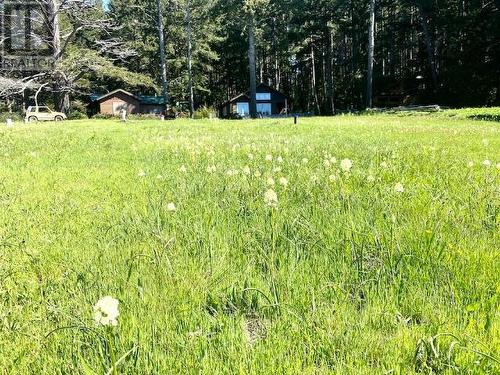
[{"x1": 0, "y1": 115, "x2": 498, "y2": 374}]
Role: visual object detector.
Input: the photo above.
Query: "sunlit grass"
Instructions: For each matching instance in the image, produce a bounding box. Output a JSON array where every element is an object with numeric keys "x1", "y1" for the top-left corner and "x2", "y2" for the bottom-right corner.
[{"x1": 0, "y1": 115, "x2": 498, "y2": 374}]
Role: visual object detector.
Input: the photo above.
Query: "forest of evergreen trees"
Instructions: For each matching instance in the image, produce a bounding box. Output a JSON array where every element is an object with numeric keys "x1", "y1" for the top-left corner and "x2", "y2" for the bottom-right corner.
[{"x1": 1, "y1": 0, "x2": 500, "y2": 115}]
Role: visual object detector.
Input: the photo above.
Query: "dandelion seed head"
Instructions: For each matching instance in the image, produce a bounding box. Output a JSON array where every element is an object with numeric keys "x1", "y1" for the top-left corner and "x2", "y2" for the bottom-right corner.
[
  {"x1": 340, "y1": 159, "x2": 352, "y2": 172},
  {"x1": 394, "y1": 182, "x2": 405, "y2": 193},
  {"x1": 264, "y1": 189, "x2": 278, "y2": 208},
  {"x1": 167, "y1": 202, "x2": 177, "y2": 212},
  {"x1": 93, "y1": 296, "x2": 119, "y2": 327}
]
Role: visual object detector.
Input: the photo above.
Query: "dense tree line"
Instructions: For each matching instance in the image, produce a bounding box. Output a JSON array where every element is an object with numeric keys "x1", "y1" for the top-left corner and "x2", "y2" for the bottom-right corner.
[{"x1": 1, "y1": 0, "x2": 500, "y2": 115}]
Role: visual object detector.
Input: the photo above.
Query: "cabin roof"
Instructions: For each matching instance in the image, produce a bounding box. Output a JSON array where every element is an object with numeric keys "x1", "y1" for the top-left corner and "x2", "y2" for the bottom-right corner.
[
  {"x1": 90, "y1": 89, "x2": 165, "y2": 105},
  {"x1": 221, "y1": 83, "x2": 287, "y2": 107}
]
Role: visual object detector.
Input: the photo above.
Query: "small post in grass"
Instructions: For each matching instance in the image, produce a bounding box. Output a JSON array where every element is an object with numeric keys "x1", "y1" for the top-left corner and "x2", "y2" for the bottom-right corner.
[
  {"x1": 6, "y1": 118, "x2": 13, "y2": 127},
  {"x1": 294, "y1": 115, "x2": 298, "y2": 125}
]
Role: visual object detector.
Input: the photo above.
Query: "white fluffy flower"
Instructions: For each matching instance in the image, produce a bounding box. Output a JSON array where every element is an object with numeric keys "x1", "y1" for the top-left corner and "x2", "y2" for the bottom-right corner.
[
  {"x1": 206, "y1": 165, "x2": 217, "y2": 173},
  {"x1": 265, "y1": 154, "x2": 273, "y2": 162},
  {"x1": 367, "y1": 175, "x2": 375, "y2": 183},
  {"x1": 267, "y1": 177, "x2": 275, "y2": 186},
  {"x1": 94, "y1": 296, "x2": 119, "y2": 327},
  {"x1": 394, "y1": 182, "x2": 405, "y2": 193},
  {"x1": 277, "y1": 156, "x2": 284, "y2": 163},
  {"x1": 138, "y1": 170, "x2": 146, "y2": 177},
  {"x1": 302, "y1": 158, "x2": 309, "y2": 164},
  {"x1": 264, "y1": 189, "x2": 278, "y2": 208},
  {"x1": 467, "y1": 161, "x2": 474, "y2": 168},
  {"x1": 279, "y1": 177, "x2": 288, "y2": 187},
  {"x1": 381, "y1": 161, "x2": 388, "y2": 168},
  {"x1": 323, "y1": 159, "x2": 331, "y2": 167},
  {"x1": 167, "y1": 202, "x2": 177, "y2": 212},
  {"x1": 340, "y1": 159, "x2": 352, "y2": 172},
  {"x1": 179, "y1": 165, "x2": 187, "y2": 173},
  {"x1": 243, "y1": 166, "x2": 251, "y2": 175},
  {"x1": 482, "y1": 160, "x2": 492, "y2": 167},
  {"x1": 329, "y1": 174, "x2": 338, "y2": 182},
  {"x1": 254, "y1": 170, "x2": 262, "y2": 178},
  {"x1": 248, "y1": 153, "x2": 254, "y2": 160}
]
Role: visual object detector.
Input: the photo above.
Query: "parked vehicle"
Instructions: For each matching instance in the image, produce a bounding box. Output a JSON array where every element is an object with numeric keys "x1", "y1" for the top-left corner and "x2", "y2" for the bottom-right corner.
[{"x1": 25, "y1": 106, "x2": 67, "y2": 122}]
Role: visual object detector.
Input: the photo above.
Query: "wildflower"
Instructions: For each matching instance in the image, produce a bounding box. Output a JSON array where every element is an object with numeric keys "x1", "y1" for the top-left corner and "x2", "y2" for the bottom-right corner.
[
  {"x1": 394, "y1": 182, "x2": 405, "y2": 193},
  {"x1": 167, "y1": 202, "x2": 177, "y2": 212},
  {"x1": 138, "y1": 170, "x2": 146, "y2": 177},
  {"x1": 94, "y1": 296, "x2": 119, "y2": 327},
  {"x1": 340, "y1": 159, "x2": 352, "y2": 172},
  {"x1": 206, "y1": 165, "x2": 217, "y2": 173},
  {"x1": 179, "y1": 165, "x2": 187, "y2": 173},
  {"x1": 157, "y1": 175, "x2": 163, "y2": 180},
  {"x1": 381, "y1": 161, "x2": 388, "y2": 168},
  {"x1": 467, "y1": 161, "x2": 474, "y2": 168},
  {"x1": 243, "y1": 166, "x2": 251, "y2": 175},
  {"x1": 267, "y1": 177, "x2": 275, "y2": 186},
  {"x1": 279, "y1": 177, "x2": 288, "y2": 188},
  {"x1": 330, "y1": 157, "x2": 337, "y2": 164},
  {"x1": 277, "y1": 156, "x2": 283, "y2": 163},
  {"x1": 329, "y1": 174, "x2": 338, "y2": 182},
  {"x1": 367, "y1": 175, "x2": 375, "y2": 183},
  {"x1": 302, "y1": 158, "x2": 309, "y2": 164},
  {"x1": 323, "y1": 159, "x2": 331, "y2": 167},
  {"x1": 264, "y1": 189, "x2": 278, "y2": 208},
  {"x1": 254, "y1": 170, "x2": 262, "y2": 178},
  {"x1": 273, "y1": 166, "x2": 282, "y2": 173},
  {"x1": 248, "y1": 153, "x2": 254, "y2": 160},
  {"x1": 265, "y1": 154, "x2": 273, "y2": 162},
  {"x1": 482, "y1": 160, "x2": 492, "y2": 167},
  {"x1": 310, "y1": 175, "x2": 318, "y2": 183}
]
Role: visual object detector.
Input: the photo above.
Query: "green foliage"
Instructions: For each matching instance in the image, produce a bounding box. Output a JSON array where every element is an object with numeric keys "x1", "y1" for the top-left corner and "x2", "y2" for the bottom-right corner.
[
  {"x1": 193, "y1": 105, "x2": 216, "y2": 119},
  {"x1": 0, "y1": 112, "x2": 23, "y2": 122}
]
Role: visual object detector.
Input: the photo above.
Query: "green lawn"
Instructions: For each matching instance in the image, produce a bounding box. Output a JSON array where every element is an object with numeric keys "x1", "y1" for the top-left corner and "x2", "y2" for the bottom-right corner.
[{"x1": 0, "y1": 115, "x2": 499, "y2": 374}]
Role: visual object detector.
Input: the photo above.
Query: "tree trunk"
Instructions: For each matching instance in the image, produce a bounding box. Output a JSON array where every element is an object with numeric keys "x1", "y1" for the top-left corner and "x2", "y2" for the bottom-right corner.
[
  {"x1": 325, "y1": 26, "x2": 335, "y2": 115},
  {"x1": 366, "y1": 0, "x2": 375, "y2": 108},
  {"x1": 418, "y1": 4, "x2": 438, "y2": 90},
  {"x1": 311, "y1": 42, "x2": 321, "y2": 115},
  {"x1": 248, "y1": 13, "x2": 257, "y2": 119},
  {"x1": 48, "y1": 0, "x2": 69, "y2": 113},
  {"x1": 156, "y1": 0, "x2": 169, "y2": 109},
  {"x1": 185, "y1": 0, "x2": 194, "y2": 117}
]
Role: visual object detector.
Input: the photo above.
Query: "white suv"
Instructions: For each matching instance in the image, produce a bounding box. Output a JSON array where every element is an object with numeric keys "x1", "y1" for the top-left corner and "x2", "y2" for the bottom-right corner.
[{"x1": 25, "y1": 106, "x2": 67, "y2": 122}]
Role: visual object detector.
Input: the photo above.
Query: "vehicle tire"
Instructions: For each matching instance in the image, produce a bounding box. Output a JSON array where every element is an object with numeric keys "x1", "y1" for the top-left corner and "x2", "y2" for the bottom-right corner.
[
  {"x1": 28, "y1": 116, "x2": 38, "y2": 123},
  {"x1": 54, "y1": 116, "x2": 64, "y2": 121}
]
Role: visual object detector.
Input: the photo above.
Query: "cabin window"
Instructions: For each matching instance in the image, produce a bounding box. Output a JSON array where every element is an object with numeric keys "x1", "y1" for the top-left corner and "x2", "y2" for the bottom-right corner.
[
  {"x1": 256, "y1": 93, "x2": 271, "y2": 101},
  {"x1": 236, "y1": 102, "x2": 249, "y2": 116},
  {"x1": 257, "y1": 103, "x2": 272, "y2": 115}
]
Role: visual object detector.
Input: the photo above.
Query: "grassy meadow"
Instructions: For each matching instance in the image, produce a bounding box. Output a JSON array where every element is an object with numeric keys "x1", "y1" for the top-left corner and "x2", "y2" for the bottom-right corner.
[{"x1": 0, "y1": 115, "x2": 499, "y2": 374}]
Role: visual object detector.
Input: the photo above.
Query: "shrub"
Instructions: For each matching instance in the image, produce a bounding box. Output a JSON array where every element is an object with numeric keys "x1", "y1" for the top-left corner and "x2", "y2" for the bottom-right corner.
[
  {"x1": 0, "y1": 112, "x2": 23, "y2": 123},
  {"x1": 69, "y1": 110, "x2": 88, "y2": 120},
  {"x1": 193, "y1": 106, "x2": 217, "y2": 119}
]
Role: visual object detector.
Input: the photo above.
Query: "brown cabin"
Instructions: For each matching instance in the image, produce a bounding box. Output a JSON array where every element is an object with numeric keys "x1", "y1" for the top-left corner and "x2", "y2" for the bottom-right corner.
[{"x1": 90, "y1": 89, "x2": 165, "y2": 116}]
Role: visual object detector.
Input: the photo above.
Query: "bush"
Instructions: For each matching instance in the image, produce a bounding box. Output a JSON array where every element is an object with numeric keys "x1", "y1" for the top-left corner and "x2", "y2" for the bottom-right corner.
[
  {"x1": 69, "y1": 110, "x2": 88, "y2": 120},
  {"x1": 193, "y1": 106, "x2": 217, "y2": 119},
  {"x1": 0, "y1": 112, "x2": 23, "y2": 123}
]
